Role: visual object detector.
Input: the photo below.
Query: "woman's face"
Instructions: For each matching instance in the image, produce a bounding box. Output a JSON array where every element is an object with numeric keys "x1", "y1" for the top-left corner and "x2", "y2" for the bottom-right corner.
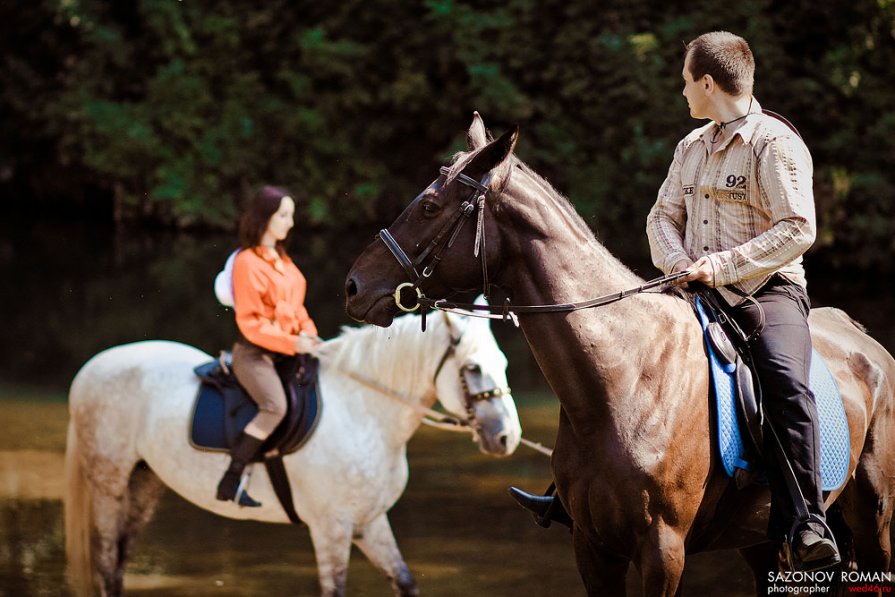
[{"x1": 264, "y1": 196, "x2": 295, "y2": 242}]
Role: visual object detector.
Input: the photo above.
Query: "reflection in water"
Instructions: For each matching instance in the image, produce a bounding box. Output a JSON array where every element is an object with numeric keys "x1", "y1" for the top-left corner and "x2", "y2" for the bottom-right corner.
[
  {"x1": 0, "y1": 220, "x2": 892, "y2": 595},
  {"x1": 0, "y1": 396, "x2": 759, "y2": 596}
]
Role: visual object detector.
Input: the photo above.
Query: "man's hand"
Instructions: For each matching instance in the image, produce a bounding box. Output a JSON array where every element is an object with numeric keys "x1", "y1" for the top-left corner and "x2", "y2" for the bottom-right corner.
[{"x1": 679, "y1": 256, "x2": 715, "y2": 286}]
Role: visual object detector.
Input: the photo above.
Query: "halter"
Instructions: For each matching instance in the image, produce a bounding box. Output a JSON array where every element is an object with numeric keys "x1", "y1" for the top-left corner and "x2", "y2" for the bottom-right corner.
[{"x1": 379, "y1": 166, "x2": 492, "y2": 315}]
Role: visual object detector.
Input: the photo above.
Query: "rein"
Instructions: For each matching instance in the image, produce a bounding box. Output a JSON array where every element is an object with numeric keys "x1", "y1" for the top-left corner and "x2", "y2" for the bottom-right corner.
[
  {"x1": 379, "y1": 162, "x2": 691, "y2": 326},
  {"x1": 420, "y1": 271, "x2": 691, "y2": 324}
]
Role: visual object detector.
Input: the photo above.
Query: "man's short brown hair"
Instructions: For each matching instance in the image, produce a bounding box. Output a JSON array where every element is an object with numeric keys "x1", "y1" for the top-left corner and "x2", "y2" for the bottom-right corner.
[{"x1": 686, "y1": 31, "x2": 754, "y2": 96}]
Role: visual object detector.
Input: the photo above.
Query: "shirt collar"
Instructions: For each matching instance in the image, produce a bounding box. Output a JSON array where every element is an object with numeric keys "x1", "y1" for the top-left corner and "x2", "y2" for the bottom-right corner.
[
  {"x1": 699, "y1": 97, "x2": 763, "y2": 150},
  {"x1": 253, "y1": 246, "x2": 290, "y2": 265}
]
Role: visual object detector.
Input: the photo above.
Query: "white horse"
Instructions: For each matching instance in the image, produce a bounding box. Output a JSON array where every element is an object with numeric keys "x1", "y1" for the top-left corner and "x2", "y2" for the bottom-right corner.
[{"x1": 64, "y1": 308, "x2": 522, "y2": 597}]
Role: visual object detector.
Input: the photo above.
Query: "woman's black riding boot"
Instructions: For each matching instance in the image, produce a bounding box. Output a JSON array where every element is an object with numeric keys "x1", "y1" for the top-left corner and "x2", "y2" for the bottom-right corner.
[
  {"x1": 508, "y1": 483, "x2": 573, "y2": 529},
  {"x1": 216, "y1": 432, "x2": 264, "y2": 507}
]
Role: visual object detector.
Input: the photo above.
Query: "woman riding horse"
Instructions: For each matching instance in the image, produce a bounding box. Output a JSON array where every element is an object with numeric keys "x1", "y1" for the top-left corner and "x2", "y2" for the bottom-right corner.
[{"x1": 217, "y1": 185, "x2": 321, "y2": 507}]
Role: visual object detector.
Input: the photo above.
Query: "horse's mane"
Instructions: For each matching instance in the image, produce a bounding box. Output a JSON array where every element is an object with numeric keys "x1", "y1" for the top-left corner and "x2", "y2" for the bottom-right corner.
[
  {"x1": 447, "y1": 148, "x2": 599, "y2": 244},
  {"x1": 315, "y1": 312, "x2": 449, "y2": 397},
  {"x1": 447, "y1": 144, "x2": 643, "y2": 286}
]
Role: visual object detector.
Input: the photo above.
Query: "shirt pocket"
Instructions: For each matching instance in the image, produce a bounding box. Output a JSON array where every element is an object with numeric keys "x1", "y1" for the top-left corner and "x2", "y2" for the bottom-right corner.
[{"x1": 714, "y1": 172, "x2": 750, "y2": 204}]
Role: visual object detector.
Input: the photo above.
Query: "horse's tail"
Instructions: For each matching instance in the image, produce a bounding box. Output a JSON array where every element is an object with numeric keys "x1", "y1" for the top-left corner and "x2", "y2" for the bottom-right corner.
[{"x1": 64, "y1": 418, "x2": 93, "y2": 597}]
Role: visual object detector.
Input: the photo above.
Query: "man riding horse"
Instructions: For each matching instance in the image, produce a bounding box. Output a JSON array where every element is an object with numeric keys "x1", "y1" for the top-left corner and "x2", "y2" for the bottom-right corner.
[{"x1": 512, "y1": 30, "x2": 840, "y2": 572}]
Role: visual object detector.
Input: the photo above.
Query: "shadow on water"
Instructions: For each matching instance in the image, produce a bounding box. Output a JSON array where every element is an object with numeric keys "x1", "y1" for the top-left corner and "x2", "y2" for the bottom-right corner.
[{"x1": 0, "y1": 218, "x2": 892, "y2": 595}]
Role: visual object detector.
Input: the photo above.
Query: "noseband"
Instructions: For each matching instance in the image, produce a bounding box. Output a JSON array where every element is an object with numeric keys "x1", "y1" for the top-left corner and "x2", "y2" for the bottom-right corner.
[
  {"x1": 431, "y1": 312, "x2": 511, "y2": 419},
  {"x1": 379, "y1": 166, "x2": 492, "y2": 314}
]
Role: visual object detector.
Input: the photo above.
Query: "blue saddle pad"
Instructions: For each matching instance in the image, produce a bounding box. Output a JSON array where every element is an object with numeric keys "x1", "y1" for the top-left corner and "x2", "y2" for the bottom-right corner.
[
  {"x1": 189, "y1": 358, "x2": 321, "y2": 458},
  {"x1": 695, "y1": 298, "x2": 850, "y2": 490}
]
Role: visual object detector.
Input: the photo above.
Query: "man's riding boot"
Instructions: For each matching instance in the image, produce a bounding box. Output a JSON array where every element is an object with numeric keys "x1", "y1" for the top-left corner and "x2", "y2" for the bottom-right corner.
[
  {"x1": 216, "y1": 432, "x2": 264, "y2": 507},
  {"x1": 508, "y1": 485, "x2": 573, "y2": 529},
  {"x1": 792, "y1": 522, "x2": 841, "y2": 571}
]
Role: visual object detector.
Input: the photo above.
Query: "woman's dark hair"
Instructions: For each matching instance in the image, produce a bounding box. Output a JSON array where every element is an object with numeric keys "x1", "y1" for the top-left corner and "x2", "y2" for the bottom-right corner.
[
  {"x1": 686, "y1": 31, "x2": 754, "y2": 96},
  {"x1": 239, "y1": 185, "x2": 293, "y2": 256}
]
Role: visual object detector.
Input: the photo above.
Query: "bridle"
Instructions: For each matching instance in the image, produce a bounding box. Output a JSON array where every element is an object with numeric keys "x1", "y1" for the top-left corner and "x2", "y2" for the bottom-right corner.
[
  {"x1": 378, "y1": 166, "x2": 492, "y2": 317},
  {"x1": 379, "y1": 163, "x2": 691, "y2": 328},
  {"x1": 432, "y1": 311, "x2": 511, "y2": 421}
]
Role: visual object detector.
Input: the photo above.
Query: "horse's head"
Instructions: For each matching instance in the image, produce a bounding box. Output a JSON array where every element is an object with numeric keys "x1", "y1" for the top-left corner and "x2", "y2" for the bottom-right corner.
[
  {"x1": 434, "y1": 302, "x2": 521, "y2": 457},
  {"x1": 345, "y1": 112, "x2": 518, "y2": 326}
]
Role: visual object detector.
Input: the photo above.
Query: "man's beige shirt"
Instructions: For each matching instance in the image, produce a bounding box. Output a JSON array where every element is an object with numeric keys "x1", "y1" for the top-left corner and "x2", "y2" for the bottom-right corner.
[{"x1": 646, "y1": 99, "x2": 816, "y2": 305}]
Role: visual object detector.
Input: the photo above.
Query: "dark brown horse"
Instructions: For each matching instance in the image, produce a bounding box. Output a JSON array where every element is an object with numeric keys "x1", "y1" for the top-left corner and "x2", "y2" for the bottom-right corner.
[{"x1": 344, "y1": 113, "x2": 895, "y2": 596}]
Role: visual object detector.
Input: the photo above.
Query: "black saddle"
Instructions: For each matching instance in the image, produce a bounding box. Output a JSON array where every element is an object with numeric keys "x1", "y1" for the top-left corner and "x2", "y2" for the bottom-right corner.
[{"x1": 190, "y1": 352, "x2": 322, "y2": 461}]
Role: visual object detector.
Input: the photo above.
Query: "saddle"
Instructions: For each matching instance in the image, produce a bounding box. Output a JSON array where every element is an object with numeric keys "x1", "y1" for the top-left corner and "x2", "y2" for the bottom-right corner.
[
  {"x1": 190, "y1": 352, "x2": 322, "y2": 525},
  {"x1": 691, "y1": 288, "x2": 850, "y2": 493},
  {"x1": 190, "y1": 352, "x2": 321, "y2": 460}
]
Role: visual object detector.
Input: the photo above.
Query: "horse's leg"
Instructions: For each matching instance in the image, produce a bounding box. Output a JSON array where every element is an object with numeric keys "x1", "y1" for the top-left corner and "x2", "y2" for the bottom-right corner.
[
  {"x1": 89, "y1": 460, "x2": 155, "y2": 597},
  {"x1": 738, "y1": 542, "x2": 780, "y2": 595},
  {"x1": 118, "y1": 463, "x2": 166, "y2": 570},
  {"x1": 633, "y1": 521, "x2": 686, "y2": 597},
  {"x1": 90, "y1": 485, "x2": 129, "y2": 597},
  {"x1": 572, "y1": 527, "x2": 631, "y2": 596},
  {"x1": 308, "y1": 519, "x2": 354, "y2": 597},
  {"x1": 840, "y1": 454, "x2": 894, "y2": 573},
  {"x1": 353, "y1": 513, "x2": 418, "y2": 597}
]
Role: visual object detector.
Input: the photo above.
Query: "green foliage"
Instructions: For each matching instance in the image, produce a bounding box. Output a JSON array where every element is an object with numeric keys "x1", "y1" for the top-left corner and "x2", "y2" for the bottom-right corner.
[{"x1": 1, "y1": 0, "x2": 894, "y2": 269}]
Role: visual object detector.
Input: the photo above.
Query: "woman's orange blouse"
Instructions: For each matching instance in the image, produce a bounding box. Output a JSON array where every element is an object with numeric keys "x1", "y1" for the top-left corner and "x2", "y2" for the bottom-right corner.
[{"x1": 232, "y1": 247, "x2": 318, "y2": 355}]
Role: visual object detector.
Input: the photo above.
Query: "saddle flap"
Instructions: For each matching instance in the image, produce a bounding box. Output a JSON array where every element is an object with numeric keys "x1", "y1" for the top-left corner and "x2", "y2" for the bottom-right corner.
[
  {"x1": 734, "y1": 360, "x2": 764, "y2": 458},
  {"x1": 706, "y1": 322, "x2": 737, "y2": 368}
]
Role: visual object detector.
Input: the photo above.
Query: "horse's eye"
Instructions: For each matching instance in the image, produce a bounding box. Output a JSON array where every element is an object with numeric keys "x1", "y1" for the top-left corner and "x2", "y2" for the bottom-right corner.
[
  {"x1": 464, "y1": 364, "x2": 482, "y2": 374},
  {"x1": 421, "y1": 201, "x2": 441, "y2": 217}
]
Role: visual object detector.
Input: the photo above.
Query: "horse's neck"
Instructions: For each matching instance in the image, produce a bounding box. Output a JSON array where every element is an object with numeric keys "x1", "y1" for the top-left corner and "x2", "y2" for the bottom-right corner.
[
  {"x1": 496, "y1": 174, "x2": 673, "y2": 431},
  {"x1": 321, "y1": 315, "x2": 446, "y2": 443}
]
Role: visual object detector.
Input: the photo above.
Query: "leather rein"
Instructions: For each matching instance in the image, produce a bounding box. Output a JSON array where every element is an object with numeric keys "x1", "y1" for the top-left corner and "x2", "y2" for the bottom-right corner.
[{"x1": 379, "y1": 164, "x2": 690, "y2": 327}]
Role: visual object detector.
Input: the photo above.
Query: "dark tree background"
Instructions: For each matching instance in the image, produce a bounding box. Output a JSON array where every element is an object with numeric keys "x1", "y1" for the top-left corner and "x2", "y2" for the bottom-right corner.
[{"x1": 2, "y1": 0, "x2": 893, "y2": 270}]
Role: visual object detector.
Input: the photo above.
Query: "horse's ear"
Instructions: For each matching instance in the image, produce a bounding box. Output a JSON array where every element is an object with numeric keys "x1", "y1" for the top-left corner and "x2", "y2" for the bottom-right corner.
[
  {"x1": 467, "y1": 111, "x2": 489, "y2": 150},
  {"x1": 464, "y1": 125, "x2": 519, "y2": 180}
]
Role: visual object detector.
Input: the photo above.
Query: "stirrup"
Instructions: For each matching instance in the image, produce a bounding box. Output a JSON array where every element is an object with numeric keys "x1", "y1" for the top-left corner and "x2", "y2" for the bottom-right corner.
[
  {"x1": 234, "y1": 472, "x2": 262, "y2": 508},
  {"x1": 782, "y1": 515, "x2": 840, "y2": 572}
]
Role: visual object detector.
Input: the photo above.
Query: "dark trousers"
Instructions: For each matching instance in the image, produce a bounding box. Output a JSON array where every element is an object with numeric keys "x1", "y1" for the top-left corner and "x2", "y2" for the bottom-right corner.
[{"x1": 724, "y1": 275, "x2": 824, "y2": 541}]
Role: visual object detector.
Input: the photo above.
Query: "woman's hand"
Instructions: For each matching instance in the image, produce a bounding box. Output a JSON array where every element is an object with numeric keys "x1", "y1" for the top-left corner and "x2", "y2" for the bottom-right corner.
[{"x1": 294, "y1": 333, "x2": 321, "y2": 354}]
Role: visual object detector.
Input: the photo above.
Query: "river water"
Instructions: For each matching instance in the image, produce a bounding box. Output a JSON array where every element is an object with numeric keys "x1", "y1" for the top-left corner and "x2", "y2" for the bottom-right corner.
[{"x1": 0, "y1": 218, "x2": 892, "y2": 595}]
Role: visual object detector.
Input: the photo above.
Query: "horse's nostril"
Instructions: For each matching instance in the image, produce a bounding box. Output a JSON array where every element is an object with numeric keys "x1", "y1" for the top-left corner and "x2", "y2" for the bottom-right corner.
[
  {"x1": 499, "y1": 434, "x2": 508, "y2": 447},
  {"x1": 346, "y1": 278, "x2": 358, "y2": 298}
]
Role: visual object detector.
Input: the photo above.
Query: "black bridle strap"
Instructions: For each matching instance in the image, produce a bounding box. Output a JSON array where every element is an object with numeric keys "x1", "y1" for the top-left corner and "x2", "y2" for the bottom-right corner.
[
  {"x1": 433, "y1": 318, "x2": 462, "y2": 383},
  {"x1": 378, "y1": 168, "x2": 486, "y2": 289},
  {"x1": 419, "y1": 271, "x2": 691, "y2": 317},
  {"x1": 379, "y1": 228, "x2": 420, "y2": 282},
  {"x1": 447, "y1": 168, "x2": 489, "y2": 193}
]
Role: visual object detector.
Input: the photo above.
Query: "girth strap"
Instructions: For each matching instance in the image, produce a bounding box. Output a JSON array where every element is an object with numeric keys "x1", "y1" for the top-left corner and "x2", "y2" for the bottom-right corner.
[{"x1": 263, "y1": 455, "x2": 303, "y2": 525}]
